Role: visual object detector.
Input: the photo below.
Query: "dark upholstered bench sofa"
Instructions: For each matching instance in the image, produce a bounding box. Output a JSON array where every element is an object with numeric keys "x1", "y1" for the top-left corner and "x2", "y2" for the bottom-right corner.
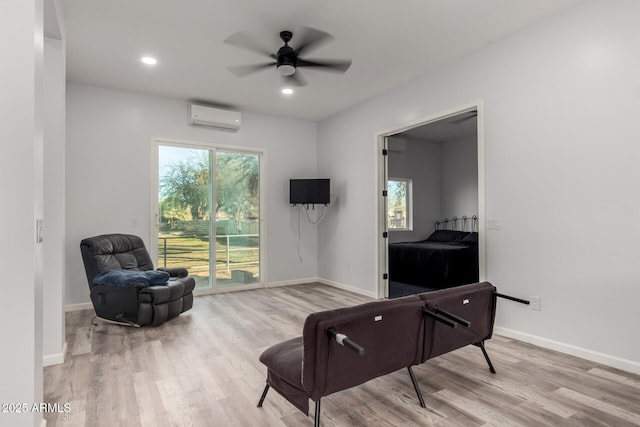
[{"x1": 257, "y1": 281, "x2": 527, "y2": 426}]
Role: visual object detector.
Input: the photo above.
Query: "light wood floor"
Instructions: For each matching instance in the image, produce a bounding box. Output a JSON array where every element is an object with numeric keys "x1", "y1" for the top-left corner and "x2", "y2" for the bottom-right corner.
[{"x1": 44, "y1": 283, "x2": 640, "y2": 426}]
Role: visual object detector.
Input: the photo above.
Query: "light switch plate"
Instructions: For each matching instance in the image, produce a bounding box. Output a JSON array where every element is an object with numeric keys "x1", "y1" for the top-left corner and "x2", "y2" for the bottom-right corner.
[{"x1": 487, "y1": 217, "x2": 503, "y2": 229}]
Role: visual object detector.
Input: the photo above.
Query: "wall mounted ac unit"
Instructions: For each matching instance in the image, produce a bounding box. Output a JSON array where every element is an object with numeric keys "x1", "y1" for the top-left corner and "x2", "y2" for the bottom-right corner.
[{"x1": 188, "y1": 104, "x2": 241, "y2": 131}]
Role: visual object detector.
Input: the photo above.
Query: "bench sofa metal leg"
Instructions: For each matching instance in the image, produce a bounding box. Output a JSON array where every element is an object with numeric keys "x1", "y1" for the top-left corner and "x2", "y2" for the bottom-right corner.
[
  {"x1": 257, "y1": 383, "x2": 270, "y2": 407},
  {"x1": 477, "y1": 341, "x2": 496, "y2": 374},
  {"x1": 314, "y1": 399, "x2": 321, "y2": 427},
  {"x1": 407, "y1": 366, "x2": 426, "y2": 408}
]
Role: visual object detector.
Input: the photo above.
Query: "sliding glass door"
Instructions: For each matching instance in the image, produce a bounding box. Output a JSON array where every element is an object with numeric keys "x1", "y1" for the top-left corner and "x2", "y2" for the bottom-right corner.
[
  {"x1": 214, "y1": 150, "x2": 260, "y2": 285},
  {"x1": 155, "y1": 142, "x2": 261, "y2": 290}
]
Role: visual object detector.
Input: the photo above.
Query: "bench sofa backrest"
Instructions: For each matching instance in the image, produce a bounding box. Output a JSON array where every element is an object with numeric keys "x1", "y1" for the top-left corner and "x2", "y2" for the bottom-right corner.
[
  {"x1": 419, "y1": 281, "x2": 497, "y2": 361},
  {"x1": 301, "y1": 295, "x2": 425, "y2": 401}
]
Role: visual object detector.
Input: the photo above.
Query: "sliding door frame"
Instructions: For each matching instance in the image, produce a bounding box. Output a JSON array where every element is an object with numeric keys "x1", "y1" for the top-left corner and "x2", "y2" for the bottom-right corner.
[{"x1": 151, "y1": 137, "x2": 267, "y2": 295}]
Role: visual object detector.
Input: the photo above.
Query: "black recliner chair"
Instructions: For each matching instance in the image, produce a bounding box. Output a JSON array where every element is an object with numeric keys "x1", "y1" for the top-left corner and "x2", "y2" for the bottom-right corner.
[{"x1": 80, "y1": 233, "x2": 196, "y2": 327}]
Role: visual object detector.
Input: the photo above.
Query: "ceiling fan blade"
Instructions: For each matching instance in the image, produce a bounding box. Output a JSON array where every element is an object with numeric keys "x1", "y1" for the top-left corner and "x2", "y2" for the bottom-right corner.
[
  {"x1": 227, "y1": 62, "x2": 276, "y2": 77},
  {"x1": 281, "y1": 72, "x2": 306, "y2": 87},
  {"x1": 293, "y1": 26, "x2": 333, "y2": 57},
  {"x1": 297, "y1": 58, "x2": 352, "y2": 73},
  {"x1": 224, "y1": 31, "x2": 276, "y2": 59}
]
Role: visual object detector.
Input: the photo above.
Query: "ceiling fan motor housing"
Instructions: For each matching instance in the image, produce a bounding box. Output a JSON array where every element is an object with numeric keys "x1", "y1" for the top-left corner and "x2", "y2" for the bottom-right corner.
[{"x1": 276, "y1": 44, "x2": 297, "y2": 76}]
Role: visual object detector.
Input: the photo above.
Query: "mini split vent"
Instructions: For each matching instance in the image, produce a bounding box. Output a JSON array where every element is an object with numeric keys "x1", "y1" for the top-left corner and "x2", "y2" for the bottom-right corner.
[{"x1": 188, "y1": 104, "x2": 241, "y2": 131}]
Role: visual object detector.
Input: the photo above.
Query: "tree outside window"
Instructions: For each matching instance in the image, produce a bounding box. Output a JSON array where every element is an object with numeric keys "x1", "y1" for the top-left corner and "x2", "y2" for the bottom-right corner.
[{"x1": 387, "y1": 178, "x2": 412, "y2": 230}]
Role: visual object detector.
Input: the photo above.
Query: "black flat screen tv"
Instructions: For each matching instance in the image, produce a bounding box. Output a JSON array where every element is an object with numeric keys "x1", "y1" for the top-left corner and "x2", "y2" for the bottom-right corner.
[{"x1": 290, "y1": 179, "x2": 330, "y2": 205}]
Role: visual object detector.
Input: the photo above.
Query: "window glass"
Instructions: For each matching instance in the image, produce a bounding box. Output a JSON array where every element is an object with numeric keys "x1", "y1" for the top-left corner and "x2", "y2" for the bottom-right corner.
[{"x1": 387, "y1": 178, "x2": 412, "y2": 230}]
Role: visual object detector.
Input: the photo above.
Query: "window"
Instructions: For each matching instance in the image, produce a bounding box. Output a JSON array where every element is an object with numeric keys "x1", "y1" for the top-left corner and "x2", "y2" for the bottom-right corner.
[
  {"x1": 155, "y1": 142, "x2": 262, "y2": 290},
  {"x1": 387, "y1": 178, "x2": 412, "y2": 230}
]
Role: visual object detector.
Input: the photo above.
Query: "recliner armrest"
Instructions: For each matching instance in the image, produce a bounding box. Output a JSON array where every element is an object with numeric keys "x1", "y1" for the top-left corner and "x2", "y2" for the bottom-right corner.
[
  {"x1": 90, "y1": 281, "x2": 146, "y2": 290},
  {"x1": 139, "y1": 280, "x2": 187, "y2": 304},
  {"x1": 156, "y1": 267, "x2": 189, "y2": 278},
  {"x1": 169, "y1": 275, "x2": 196, "y2": 294},
  {"x1": 139, "y1": 285, "x2": 172, "y2": 304}
]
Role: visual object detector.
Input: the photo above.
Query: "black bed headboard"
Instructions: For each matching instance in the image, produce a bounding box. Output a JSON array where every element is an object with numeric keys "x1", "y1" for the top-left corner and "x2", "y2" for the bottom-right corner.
[{"x1": 435, "y1": 215, "x2": 478, "y2": 232}]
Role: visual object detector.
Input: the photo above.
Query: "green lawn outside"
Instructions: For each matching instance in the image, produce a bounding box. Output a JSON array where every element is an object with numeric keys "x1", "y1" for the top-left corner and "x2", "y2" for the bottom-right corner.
[{"x1": 157, "y1": 233, "x2": 259, "y2": 284}]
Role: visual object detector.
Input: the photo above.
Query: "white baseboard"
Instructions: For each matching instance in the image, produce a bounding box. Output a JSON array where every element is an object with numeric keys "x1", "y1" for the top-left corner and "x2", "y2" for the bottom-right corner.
[
  {"x1": 317, "y1": 277, "x2": 378, "y2": 299},
  {"x1": 194, "y1": 279, "x2": 320, "y2": 296},
  {"x1": 43, "y1": 342, "x2": 67, "y2": 367},
  {"x1": 266, "y1": 277, "x2": 319, "y2": 288},
  {"x1": 194, "y1": 283, "x2": 264, "y2": 296},
  {"x1": 65, "y1": 302, "x2": 93, "y2": 312},
  {"x1": 495, "y1": 326, "x2": 640, "y2": 375},
  {"x1": 65, "y1": 279, "x2": 320, "y2": 306},
  {"x1": 62, "y1": 279, "x2": 376, "y2": 309}
]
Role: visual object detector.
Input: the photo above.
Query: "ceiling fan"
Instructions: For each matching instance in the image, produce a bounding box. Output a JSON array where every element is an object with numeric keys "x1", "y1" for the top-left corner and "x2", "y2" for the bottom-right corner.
[{"x1": 224, "y1": 27, "x2": 352, "y2": 87}]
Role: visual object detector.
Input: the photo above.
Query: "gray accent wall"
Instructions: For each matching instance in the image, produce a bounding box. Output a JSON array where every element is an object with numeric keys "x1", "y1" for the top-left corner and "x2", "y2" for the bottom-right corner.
[
  {"x1": 440, "y1": 136, "x2": 478, "y2": 223},
  {"x1": 388, "y1": 135, "x2": 478, "y2": 244}
]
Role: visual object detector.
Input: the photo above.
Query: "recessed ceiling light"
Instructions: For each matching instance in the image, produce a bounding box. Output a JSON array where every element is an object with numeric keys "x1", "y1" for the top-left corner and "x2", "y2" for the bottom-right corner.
[
  {"x1": 282, "y1": 88, "x2": 294, "y2": 95},
  {"x1": 141, "y1": 56, "x2": 157, "y2": 65}
]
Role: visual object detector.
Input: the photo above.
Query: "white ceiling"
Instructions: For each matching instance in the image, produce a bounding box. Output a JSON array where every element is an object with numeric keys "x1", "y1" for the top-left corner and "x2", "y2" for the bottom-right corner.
[{"x1": 60, "y1": 0, "x2": 582, "y2": 122}]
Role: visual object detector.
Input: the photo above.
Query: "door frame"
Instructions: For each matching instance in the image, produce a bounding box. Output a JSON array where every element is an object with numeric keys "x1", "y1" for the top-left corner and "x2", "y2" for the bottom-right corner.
[
  {"x1": 151, "y1": 137, "x2": 267, "y2": 295},
  {"x1": 375, "y1": 101, "x2": 486, "y2": 298}
]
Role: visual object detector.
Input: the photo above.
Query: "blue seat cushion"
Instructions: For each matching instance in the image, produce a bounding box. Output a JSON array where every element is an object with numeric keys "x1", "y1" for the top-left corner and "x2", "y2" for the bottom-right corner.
[{"x1": 92, "y1": 269, "x2": 170, "y2": 287}]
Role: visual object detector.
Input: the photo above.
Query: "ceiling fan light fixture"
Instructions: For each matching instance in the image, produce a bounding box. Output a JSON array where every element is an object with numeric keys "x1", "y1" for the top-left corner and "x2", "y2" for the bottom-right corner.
[
  {"x1": 278, "y1": 64, "x2": 296, "y2": 76},
  {"x1": 141, "y1": 56, "x2": 157, "y2": 65}
]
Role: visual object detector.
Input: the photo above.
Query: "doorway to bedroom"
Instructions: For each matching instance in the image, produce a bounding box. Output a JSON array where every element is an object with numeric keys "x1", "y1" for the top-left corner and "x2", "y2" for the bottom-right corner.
[{"x1": 377, "y1": 104, "x2": 485, "y2": 298}]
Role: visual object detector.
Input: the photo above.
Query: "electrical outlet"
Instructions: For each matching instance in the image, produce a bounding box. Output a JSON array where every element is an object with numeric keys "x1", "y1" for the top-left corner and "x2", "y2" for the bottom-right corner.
[{"x1": 530, "y1": 296, "x2": 541, "y2": 311}]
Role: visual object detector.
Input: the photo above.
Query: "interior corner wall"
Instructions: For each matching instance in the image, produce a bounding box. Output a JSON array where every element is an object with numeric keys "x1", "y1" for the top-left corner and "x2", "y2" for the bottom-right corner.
[
  {"x1": 43, "y1": 36, "x2": 66, "y2": 365},
  {"x1": 65, "y1": 83, "x2": 318, "y2": 305},
  {"x1": 439, "y1": 136, "x2": 478, "y2": 221},
  {"x1": 317, "y1": 0, "x2": 640, "y2": 369}
]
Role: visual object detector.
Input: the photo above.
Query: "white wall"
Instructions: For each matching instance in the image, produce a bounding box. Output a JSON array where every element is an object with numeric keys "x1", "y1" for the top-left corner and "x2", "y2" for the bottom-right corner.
[
  {"x1": 65, "y1": 83, "x2": 318, "y2": 304},
  {"x1": 43, "y1": 36, "x2": 66, "y2": 366},
  {"x1": 440, "y1": 136, "x2": 478, "y2": 221},
  {"x1": 318, "y1": 0, "x2": 640, "y2": 371},
  {"x1": 387, "y1": 137, "x2": 441, "y2": 243},
  {"x1": 0, "y1": 0, "x2": 44, "y2": 426}
]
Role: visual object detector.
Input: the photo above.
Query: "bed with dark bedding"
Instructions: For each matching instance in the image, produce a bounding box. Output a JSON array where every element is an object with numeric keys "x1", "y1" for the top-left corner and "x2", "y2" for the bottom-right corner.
[{"x1": 389, "y1": 229, "x2": 478, "y2": 290}]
